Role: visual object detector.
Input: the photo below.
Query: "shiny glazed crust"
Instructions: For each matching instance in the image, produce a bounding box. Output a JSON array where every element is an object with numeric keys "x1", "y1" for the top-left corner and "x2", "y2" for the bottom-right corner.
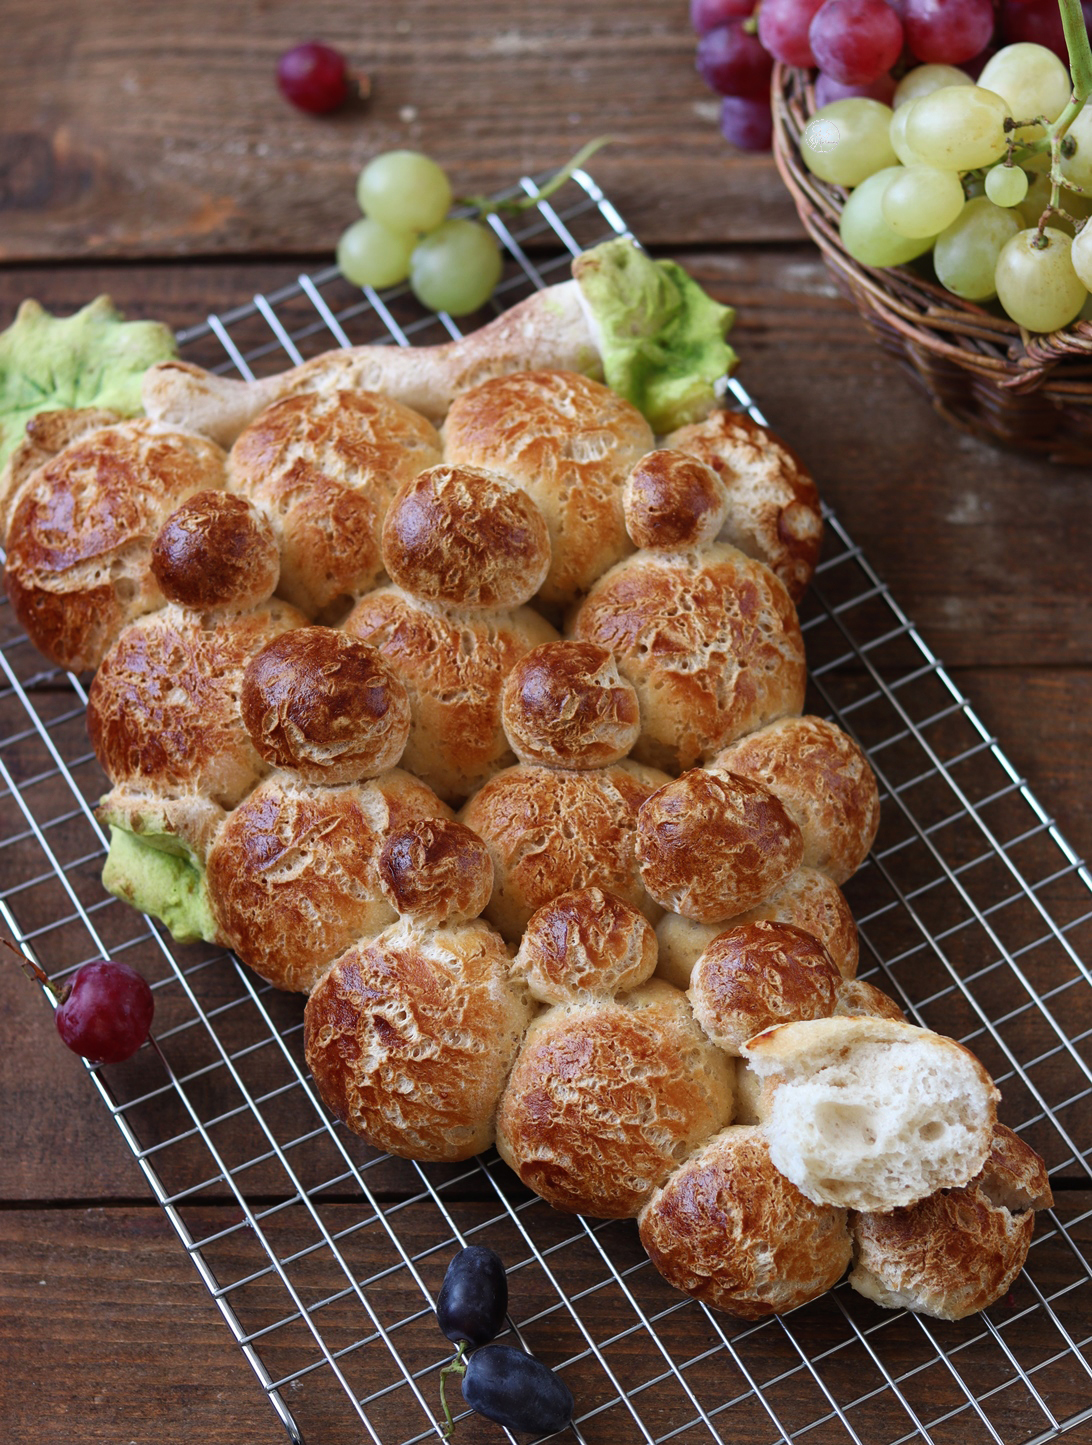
[
  {"x1": 377, "y1": 818, "x2": 494, "y2": 926},
  {"x1": 511, "y1": 886, "x2": 658, "y2": 1004},
  {"x1": 622, "y1": 449, "x2": 728, "y2": 551},
  {"x1": 501, "y1": 641, "x2": 641, "y2": 769},
  {"x1": 150, "y1": 490, "x2": 280, "y2": 611}
]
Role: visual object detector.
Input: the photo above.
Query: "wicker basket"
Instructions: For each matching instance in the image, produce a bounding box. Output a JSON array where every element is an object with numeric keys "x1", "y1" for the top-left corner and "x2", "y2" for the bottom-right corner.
[{"x1": 772, "y1": 62, "x2": 1092, "y2": 464}]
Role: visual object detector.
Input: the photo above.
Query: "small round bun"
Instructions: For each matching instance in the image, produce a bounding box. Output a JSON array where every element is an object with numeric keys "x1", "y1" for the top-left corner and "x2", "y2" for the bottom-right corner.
[
  {"x1": 849, "y1": 1125, "x2": 1052, "y2": 1320},
  {"x1": 623, "y1": 449, "x2": 728, "y2": 550},
  {"x1": 572, "y1": 544, "x2": 806, "y2": 772},
  {"x1": 496, "y1": 980, "x2": 734, "y2": 1217},
  {"x1": 381, "y1": 464, "x2": 550, "y2": 608},
  {"x1": 305, "y1": 918, "x2": 534, "y2": 1162},
  {"x1": 461, "y1": 761, "x2": 671, "y2": 942},
  {"x1": 511, "y1": 887, "x2": 658, "y2": 1004},
  {"x1": 378, "y1": 818, "x2": 493, "y2": 926},
  {"x1": 442, "y1": 370, "x2": 653, "y2": 605},
  {"x1": 713, "y1": 716, "x2": 880, "y2": 885},
  {"x1": 240, "y1": 627, "x2": 411, "y2": 784},
  {"x1": 688, "y1": 921, "x2": 841, "y2": 1055},
  {"x1": 665, "y1": 410, "x2": 823, "y2": 602},
  {"x1": 637, "y1": 770, "x2": 803, "y2": 923},
  {"x1": 151, "y1": 490, "x2": 280, "y2": 610},
  {"x1": 834, "y1": 978, "x2": 906, "y2": 1022},
  {"x1": 638, "y1": 1126, "x2": 852, "y2": 1319},
  {"x1": 501, "y1": 641, "x2": 640, "y2": 769},
  {"x1": 1, "y1": 407, "x2": 120, "y2": 544}
]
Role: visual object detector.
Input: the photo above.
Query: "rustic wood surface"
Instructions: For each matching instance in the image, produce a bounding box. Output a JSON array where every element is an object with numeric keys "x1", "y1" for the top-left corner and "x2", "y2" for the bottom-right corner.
[{"x1": 2, "y1": 4, "x2": 1091, "y2": 1442}]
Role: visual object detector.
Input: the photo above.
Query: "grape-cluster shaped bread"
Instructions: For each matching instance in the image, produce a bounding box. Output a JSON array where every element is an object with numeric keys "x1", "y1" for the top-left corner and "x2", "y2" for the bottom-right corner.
[{"x1": 0, "y1": 366, "x2": 1050, "y2": 1323}]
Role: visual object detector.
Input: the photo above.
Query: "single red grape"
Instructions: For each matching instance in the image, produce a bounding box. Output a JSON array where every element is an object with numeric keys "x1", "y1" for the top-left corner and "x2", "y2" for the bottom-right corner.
[
  {"x1": 720, "y1": 94, "x2": 774, "y2": 149},
  {"x1": 696, "y1": 21, "x2": 775, "y2": 98},
  {"x1": 757, "y1": 0, "x2": 827, "y2": 67},
  {"x1": 691, "y1": 0, "x2": 756, "y2": 32},
  {"x1": 905, "y1": 0, "x2": 995, "y2": 63},
  {"x1": 814, "y1": 69, "x2": 897, "y2": 105},
  {"x1": 809, "y1": 0, "x2": 904, "y2": 84},
  {"x1": 999, "y1": 0, "x2": 1067, "y2": 58},
  {"x1": 54, "y1": 960, "x2": 155, "y2": 1066},
  {"x1": 276, "y1": 41, "x2": 349, "y2": 115}
]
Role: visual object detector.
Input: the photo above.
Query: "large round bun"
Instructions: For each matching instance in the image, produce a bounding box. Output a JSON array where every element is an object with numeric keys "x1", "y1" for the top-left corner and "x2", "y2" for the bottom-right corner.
[
  {"x1": 381, "y1": 464, "x2": 550, "y2": 608},
  {"x1": 638, "y1": 1126, "x2": 852, "y2": 1318},
  {"x1": 229, "y1": 388, "x2": 441, "y2": 617},
  {"x1": 442, "y1": 370, "x2": 653, "y2": 605},
  {"x1": 461, "y1": 760, "x2": 670, "y2": 942},
  {"x1": 87, "y1": 599, "x2": 304, "y2": 808},
  {"x1": 240, "y1": 627, "x2": 411, "y2": 784},
  {"x1": 304, "y1": 918, "x2": 533, "y2": 1162},
  {"x1": 571, "y1": 544, "x2": 806, "y2": 773},
  {"x1": 496, "y1": 980, "x2": 734, "y2": 1217},
  {"x1": 637, "y1": 769, "x2": 803, "y2": 923},
  {"x1": 5, "y1": 420, "x2": 227, "y2": 671},
  {"x1": 501, "y1": 641, "x2": 640, "y2": 769},
  {"x1": 665, "y1": 410, "x2": 823, "y2": 602},
  {"x1": 623, "y1": 449, "x2": 728, "y2": 551},
  {"x1": 1, "y1": 407, "x2": 121, "y2": 543},
  {"x1": 205, "y1": 769, "x2": 451, "y2": 992},
  {"x1": 511, "y1": 887, "x2": 658, "y2": 1004},
  {"x1": 688, "y1": 921, "x2": 841, "y2": 1055},
  {"x1": 713, "y1": 716, "x2": 880, "y2": 885},
  {"x1": 378, "y1": 818, "x2": 494, "y2": 926},
  {"x1": 151, "y1": 490, "x2": 280, "y2": 611}
]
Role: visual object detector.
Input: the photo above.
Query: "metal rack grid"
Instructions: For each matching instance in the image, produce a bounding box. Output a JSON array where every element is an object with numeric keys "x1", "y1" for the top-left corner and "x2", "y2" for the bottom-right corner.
[{"x1": 2, "y1": 171, "x2": 1091, "y2": 1445}]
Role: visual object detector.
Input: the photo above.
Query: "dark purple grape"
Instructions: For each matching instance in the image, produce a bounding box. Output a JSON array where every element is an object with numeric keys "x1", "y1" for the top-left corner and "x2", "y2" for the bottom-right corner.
[
  {"x1": 276, "y1": 41, "x2": 349, "y2": 114},
  {"x1": 54, "y1": 960, "x2": 154, "y2": 1065},
  {"x1": 999, "y1": 0, "x2": 1067, "y2": 59},
  {"x1": 813, "y1": 69, "x2": 896, "y2": 105},
  {"x1": 696, "y1": 21, "x2": 774, "y2": 98},
  {"x1": 691, "y1": 0, "x2": 756, "y2": 31},
  {"x1": 905, "y1": 0, "x2": 995, "y2": 64},
  {"x1": 436, "y1": 1246, "x2": 508, "y2": 1349},
  {"x1": 461, "y1": 1345, "x2": 574, "y2": 1436},
  {"x1": 720, "y1": 95, "x2": 774, "y2": 151}
]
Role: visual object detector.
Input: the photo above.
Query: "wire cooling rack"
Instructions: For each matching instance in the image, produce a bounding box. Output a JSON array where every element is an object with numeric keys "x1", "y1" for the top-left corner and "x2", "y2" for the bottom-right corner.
[{"x1": 2, "y1": 171, "x2": 1091, "y2": 1445}]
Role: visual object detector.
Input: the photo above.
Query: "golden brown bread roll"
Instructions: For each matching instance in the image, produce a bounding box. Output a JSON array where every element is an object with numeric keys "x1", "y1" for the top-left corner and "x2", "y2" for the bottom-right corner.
[
  {"x1": 87, "y1": 599, "x2": 305, "y2": 808},
  {"x1": 571, "y1": 544, "x2": 806, "y2": 772},
  {"x1": 510, "y1": 887, "x2": 658, "y2": 1004},
  {"x1": 381, "y1": 464, "x2": 550, "y2": 608},
  {"x1": 442, "y1": 370, "x2": 653, "y2": 605},
  {"x1": 240, "y1": 627, "x2": 411, "y2": 784},
  {"x1": 0, "y1": 407, "x2": 121, "y2": 543},
  {"x1": 229, "y1": 388, "x2": 441, "y2": 617},
  {"x1": 835, "y1": 977, "x2": 906, "y2": 1021},
  {"x1": 637, "y1": 769, "x2": 803, "y2": 923},
  {"x1": 378, "y1": 818, "x2": 494, "y2": 926},
  {"x1": 460, "y1": 760, "x2": 670, "y2": 942},
  {"x1": 665, "y1": 411, "x2": 823, "y2": 603},
  {"x1": 622, "y1": 449, "x2": 728, "y2": 551},
  {"x1": 151, "y1": 491, "x2": 280, "y2": 611},
  {"x1": 688, "y1": 921, "x2": 842, "y2": 1054},
  {"x1": 4, "y1": 420, "x2": 228, "y2": 671},
  {"x1": 638, "y1": 1125, "x2": 852, "y2": 1318},
  {"x1": 501, "y1": 640, "x2": 640, "y2": 769},
  {"x1": 344, "y1": 586, "x2": 558, "y2": 803},
  {"x1": 205, "y1": 768, "x2": 451, "y2": 992},
  {"x1": 496, "y1": 980, "x2": 734, "y2": 1217},
  {"x1": 713, "y1": 716, "x2": 880, "y2": 885},
  {"x1": 305, "y1": 917, "x2": 534, "y2": 1162},
  {"x1": 849, "y1": 1124, "x2": 1053, "y2": 1320}
]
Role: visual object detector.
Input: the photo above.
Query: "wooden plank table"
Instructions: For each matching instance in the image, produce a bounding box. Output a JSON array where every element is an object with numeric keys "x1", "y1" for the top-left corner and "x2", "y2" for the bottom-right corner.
[{"x1": 2, "y1": 4, "x2": 1090, "y2": 1443}]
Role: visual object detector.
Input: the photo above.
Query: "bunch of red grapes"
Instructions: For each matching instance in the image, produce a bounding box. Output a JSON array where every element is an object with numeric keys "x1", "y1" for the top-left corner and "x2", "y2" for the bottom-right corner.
[{"x1": 693, "y1": 0, "x2": 1092, "y2": 152}]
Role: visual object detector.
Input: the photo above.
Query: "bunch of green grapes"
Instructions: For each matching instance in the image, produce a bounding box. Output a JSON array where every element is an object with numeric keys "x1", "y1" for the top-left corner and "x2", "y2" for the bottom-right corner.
[
  {"x1": 800, "y1": 42, "x2": 1092, "y2": 333},
  {"x1": 337, "y1": 151, "x2": 502, "y2": 317}
]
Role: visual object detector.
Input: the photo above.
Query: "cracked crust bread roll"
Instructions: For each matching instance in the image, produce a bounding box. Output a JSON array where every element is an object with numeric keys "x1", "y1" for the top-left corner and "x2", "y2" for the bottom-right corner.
[
  {"x1": 496, "y1": 980, "x2": 734, "y2": 1217},
  {"x1": 713, "y1": 716, "x2": 880, "y2": 886},
  {"x1": 0, "y1": 406, "x2": 121, "y2": 542},
  {"x1": 305, "y1": 917, "x2": 534, "y2": 1162},
  {"x1": 665, "y1": 410, "x2": 823, "y2": 603},
  {"x1": 622, "y1": 449, "x2": 729, "y2": 551},
  {"x1": 638, "y1": 1125, "x2": 852, "y2": 1318},
  {"x1": 377, "y1": 817, "x2": 494, "y2": 927},
  {"x1": 150, "y1": 490, "x2": 280, "y2": 612},
  {"x1": 501, "y1": 640, "x2": 641, "y2": 770},
  {"x1": 4, "y1": 419, "x2": 228, "y2": 671},
  {"x1": 571, "y1": 544, "x2": 806, "y2": 773},
  {"x1": 229, "y1": 388, "x2": 442, "y2": 618},
  {"x1": 743, "y1": 1017, "x2": 1000, "y2": 1212},
  {"x1": 205, "y1": 768, "x2": 451, "y2": 992},
  {"x1": 442, "y1": 370, "x2": 653, "y2": 606},
  {"x1": 850, "y1": 1124, "x2": 1053, "y2": 1320},
  {"x1": 510, "y1": 886, "x2": 658, "y2": 1005}
]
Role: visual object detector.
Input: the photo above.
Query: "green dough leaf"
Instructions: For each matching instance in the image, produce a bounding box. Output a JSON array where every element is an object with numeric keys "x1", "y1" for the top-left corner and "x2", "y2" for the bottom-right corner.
[
  {"x1": 0, "y1": 295, "x2": 177, "y2": 470},
  {"x1": 102, "y1": 825, "x2": 219, "y2": 946}
]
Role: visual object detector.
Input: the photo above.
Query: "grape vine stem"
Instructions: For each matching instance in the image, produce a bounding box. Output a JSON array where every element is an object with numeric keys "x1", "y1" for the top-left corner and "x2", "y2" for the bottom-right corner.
[
  {"x1": 1037, "y1": 0, "x2": 1092, "y2": 237},
  {"x1": 0, "y1": 934, "x2": 61, "y2": 999},
  {"x1": 438, "y1": 1341, "x2": 468, "y2": 1441}
]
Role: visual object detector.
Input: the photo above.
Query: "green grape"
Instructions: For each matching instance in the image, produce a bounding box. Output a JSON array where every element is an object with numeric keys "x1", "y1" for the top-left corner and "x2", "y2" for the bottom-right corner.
[
  {"x1": 893, "y1": 64, "x2": 973, "y2": 110},
  {"x1": 800, "y1": 99, "x2": 897, "y2": 187},
  {"x1": 984, "y1": 165, "x2": 1030, "y2": 209},
  {"x1": 337, "y1": 218, "x2": 417, "y2": 289},
  {"x1": 1060, "y1": 106, "x2": 1092, "y2": 192},
  {"x1": 356, "y1": 151, "x2": 453, "y2": 233},
  {"x1": 410, "y1": 219, "x2": 503, "y2": 316},
  {"x1": 907, "y1": 86, "x2": 1009, "y2": 171},
  {"x1": 890, "y1": 102, "x2": 926, "y2": 168},
  {"x1": 882, "y1": 165, "x2": 965, "y2": 238},
  {"x1": 934, "y1": 197, "x2": 1021, "y2": 300},
  {"x1": 1071, "y1": 224, "x2": 1092, "y2": 290},
  {"x1": 994, "y1": 228, "x2": 1087, "y2": 331},
  {"x1": 840, "y1": 167, "x2": 939, "y2": 267},
  {"x1": 977, "y1": 44, "x2": 1070, "y2": 143}
]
